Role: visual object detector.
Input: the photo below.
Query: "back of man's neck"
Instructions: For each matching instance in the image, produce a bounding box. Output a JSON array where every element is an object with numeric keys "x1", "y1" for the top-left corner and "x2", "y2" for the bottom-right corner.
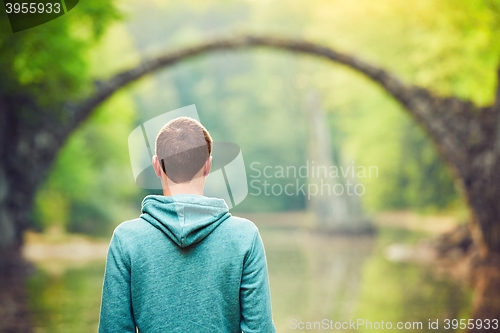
[{"x1": 163, "y1": 184, "x2": 204, "y2": 197}]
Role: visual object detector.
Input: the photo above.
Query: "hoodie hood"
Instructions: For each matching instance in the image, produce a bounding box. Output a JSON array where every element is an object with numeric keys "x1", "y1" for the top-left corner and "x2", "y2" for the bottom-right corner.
[{"x1": 140, "y1": 194, "x2": 231, "y2": 248}]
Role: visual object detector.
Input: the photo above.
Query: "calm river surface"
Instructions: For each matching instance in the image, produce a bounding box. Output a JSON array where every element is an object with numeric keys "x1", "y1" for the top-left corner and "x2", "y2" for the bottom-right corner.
[{"x1": 27, "y1": 222, "x2": 472, "y2": 333}]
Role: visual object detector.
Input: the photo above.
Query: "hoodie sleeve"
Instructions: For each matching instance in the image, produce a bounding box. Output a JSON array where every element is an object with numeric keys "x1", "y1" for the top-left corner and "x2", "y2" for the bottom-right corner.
[
  {"x1": 240, "y1": 230, "x2": 277, "y2": 333},
  {"x1": 98, "y1": 230, "x2": 136, "y2": 333}
]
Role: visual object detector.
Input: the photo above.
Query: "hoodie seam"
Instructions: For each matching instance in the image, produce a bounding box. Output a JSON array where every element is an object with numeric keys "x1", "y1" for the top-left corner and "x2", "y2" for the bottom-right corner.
[
  {"x1": 142, "y1": 196, "x2": 229, "y2": 210},
  {"x1": 181, "y1": 205, "x2": 185, "y2": 247},
  {"x1": 244, "y1": 230, "x2": 259, "y2": 266}
]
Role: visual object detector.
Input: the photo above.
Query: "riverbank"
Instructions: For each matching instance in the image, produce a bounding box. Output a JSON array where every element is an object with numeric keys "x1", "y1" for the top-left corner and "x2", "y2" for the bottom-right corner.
[{"x1": 23, "y1": 210, "x2": 460, "y2": 263}]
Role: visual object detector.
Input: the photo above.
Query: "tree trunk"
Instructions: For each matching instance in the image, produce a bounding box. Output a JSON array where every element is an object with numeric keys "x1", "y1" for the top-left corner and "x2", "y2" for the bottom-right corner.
[
  {"x1": 468, "y1": 254, "x2": 500, "y2": 333},
  {"x1": 0, "y1": 243, "x2": 34, "y2": 333},
  {"x1": 0, "y1": 153, "x2": 34, "y2": 333},
  {"x1": 0, "y1": 93, "x2": 61, "y2": 332},
  {"x1": 463, "y1": 102, "x2": 500, "y2": 331}
]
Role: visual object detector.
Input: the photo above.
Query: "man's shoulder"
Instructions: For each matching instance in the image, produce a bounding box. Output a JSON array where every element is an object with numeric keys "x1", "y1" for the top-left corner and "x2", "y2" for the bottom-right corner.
[
  {"x1": 219, "y1": 215, "x2": 260, "y2": 237},
  {"x1": 112, "y1": 218, "x2": 151, "y2": 239}
]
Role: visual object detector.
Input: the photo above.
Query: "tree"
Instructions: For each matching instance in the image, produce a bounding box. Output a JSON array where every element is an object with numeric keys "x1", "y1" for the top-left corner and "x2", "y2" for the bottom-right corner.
[
  {"x1": 1, "y1": 35, "x2": 499, "y2": 331},
  {"x1": 0, "y1": 2, "x2": 121, "y2": 331}
]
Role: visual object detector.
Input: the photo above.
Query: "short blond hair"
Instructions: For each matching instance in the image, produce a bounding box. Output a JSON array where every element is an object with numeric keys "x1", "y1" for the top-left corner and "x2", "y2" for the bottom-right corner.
[{"x1": 155, "y1": 117, "x2": 212, "y2": 183}]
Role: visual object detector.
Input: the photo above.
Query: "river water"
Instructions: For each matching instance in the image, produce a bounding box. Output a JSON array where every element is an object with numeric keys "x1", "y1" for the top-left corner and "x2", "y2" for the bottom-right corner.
[{"x1": 27, "y1": 224, "x2": 472, "y2": 333}]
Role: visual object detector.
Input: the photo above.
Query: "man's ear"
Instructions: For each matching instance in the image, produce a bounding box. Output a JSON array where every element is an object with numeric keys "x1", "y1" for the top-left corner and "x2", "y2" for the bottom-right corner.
[
  {"x1": 152, "y1": 155, "x2": 163, "y2": 178},
  {"x1": 203, "y1": 156, "x2": 212, "y2": 177}
]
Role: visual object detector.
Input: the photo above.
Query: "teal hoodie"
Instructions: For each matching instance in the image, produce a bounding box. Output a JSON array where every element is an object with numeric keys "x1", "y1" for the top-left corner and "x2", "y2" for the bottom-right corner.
[{"x1": 98, "y1": 194, "x2": 276, "y2": 333}]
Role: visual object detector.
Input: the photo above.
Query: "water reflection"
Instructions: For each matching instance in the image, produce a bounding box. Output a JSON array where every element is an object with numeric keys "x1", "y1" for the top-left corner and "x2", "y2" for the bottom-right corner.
[
  {"x1": 262, "y1": 227, "x2": 472, "y2": 332},
  {"x1": 27, "y1": 263, "x2": 105, "y2": 333},
  {"x1": 27, "y1": 226, "x2": 472, "y2": 333},
  {"x1": 263, "y1": 228, "x2": 374, "y2": 330}
]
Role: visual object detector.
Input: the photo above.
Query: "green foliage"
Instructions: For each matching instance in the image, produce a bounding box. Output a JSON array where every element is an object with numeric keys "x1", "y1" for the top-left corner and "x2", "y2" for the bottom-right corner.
[
  {"x1": 34, "y1": 189, "x2": 69, "y2": 231},
  {"x1": 1, "y1": 2, "x2": 144, "y2": 235},
  {"x1": 0, "y1": 0, "x2": 121, "y2": 106},
  {"x1": 19, "y1": 0, "x2": 500, "y2": 235},
  {"x1": 122, "y1": 0, "x2": 500, "y2": 214},
  {"x1": 393, "y1": 121, "x2": 458, "y2": 210},
  {"x1": 34, "y1": 91, "x2": 139, "y2": 235},
  {"x1": 325, "y1": 76, "x2": 460, "y2": 211},
  {"x1": 126, "y1": 2, "x2": 311, "y2": 212}
]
